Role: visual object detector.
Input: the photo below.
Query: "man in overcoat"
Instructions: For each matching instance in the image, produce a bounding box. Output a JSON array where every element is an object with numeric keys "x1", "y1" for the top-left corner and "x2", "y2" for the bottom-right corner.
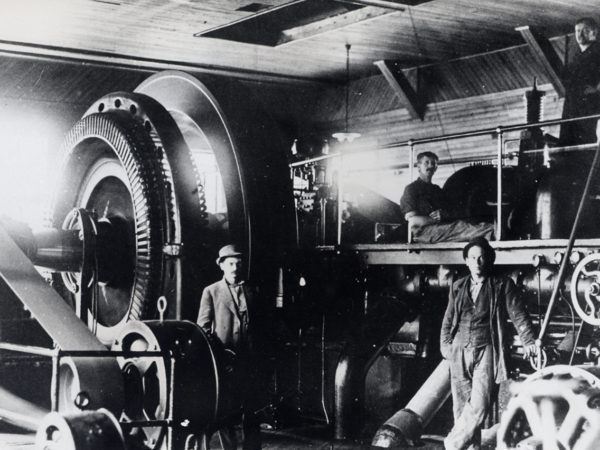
[
  {"x1": 440, "y1": 237, "x2": 537, "y2": 450},
  {"x1": 197, "y1": 244, "x2": 261, "y2": 450}
]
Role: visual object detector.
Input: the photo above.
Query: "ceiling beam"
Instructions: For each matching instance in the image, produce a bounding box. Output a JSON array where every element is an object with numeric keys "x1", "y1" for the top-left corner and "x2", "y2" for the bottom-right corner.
[
  {"x1": 516, "y1": 25, "x2": 565, "y2": 98},
  {"x1": 0, "y1": 39, "x2": 332, "y2": 87},
  {"x1": 349, "y1": 0, "x2": 433, "y2": 8},
  {"x1": 279, "y1": 6, "x2": 395, "y2": 45},
  {"x1": 374, "y1": 60, "x2": 425, "y2": 120}
]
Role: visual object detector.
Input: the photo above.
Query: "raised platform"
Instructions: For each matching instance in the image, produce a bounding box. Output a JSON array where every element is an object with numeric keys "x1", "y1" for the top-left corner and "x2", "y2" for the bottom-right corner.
[{"x1": 316, "y1": 238, "x2": 600, "y2": 266}]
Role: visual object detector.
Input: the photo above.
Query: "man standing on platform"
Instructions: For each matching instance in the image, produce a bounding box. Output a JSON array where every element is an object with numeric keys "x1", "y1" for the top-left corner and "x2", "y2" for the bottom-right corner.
[
  {"x1": 559, "y1": 17, "x2": 600, "y2": 146},
  {"x1": 440, "y1": 238, "x2": 537, "y2": 450}
]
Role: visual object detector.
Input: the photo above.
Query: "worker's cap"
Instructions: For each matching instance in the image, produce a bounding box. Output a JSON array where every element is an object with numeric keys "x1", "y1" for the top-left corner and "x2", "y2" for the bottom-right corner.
[
  {"x1": 462, "y1": 237, "x2": 496, "y2": 264},
  {"x1": 216, "y1": 244, "x2": 243, "y2": 264}
]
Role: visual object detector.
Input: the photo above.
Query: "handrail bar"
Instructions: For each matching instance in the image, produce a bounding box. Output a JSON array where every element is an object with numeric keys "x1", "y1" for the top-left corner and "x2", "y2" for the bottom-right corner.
[
  {"x1": 379, "y1": 113, "x2": 600, "y2": 148},
  {"x1": 343, "y1": 142, "x2": 597, "y2": 174},
  {"x1": 288, "y1": 113, "x2": 600, "y2": 168}
]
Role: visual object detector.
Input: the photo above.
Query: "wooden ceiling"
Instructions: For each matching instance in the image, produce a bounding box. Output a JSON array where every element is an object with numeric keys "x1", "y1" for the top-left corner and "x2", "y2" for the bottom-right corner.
[{"x1": 0, "y1": 0, "x2": 593, "y2": 83}]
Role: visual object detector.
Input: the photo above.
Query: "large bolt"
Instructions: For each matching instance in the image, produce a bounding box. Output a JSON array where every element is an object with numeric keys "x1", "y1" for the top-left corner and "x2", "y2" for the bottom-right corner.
[{"x1": 74, "y1": 391, "x2": 90, "y2": 410}]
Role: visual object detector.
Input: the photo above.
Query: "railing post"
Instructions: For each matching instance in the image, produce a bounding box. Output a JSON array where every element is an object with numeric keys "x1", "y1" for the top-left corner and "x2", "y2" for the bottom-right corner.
[
  {"x1": 496, "y1": 127, "x2": 503, "y2": 241},
  {"x1": 337, "y1": 155, "x2": 344, "y2": 246},
  {"x1": 408, "y1": 140, "x2": 414, "y2": 243}
]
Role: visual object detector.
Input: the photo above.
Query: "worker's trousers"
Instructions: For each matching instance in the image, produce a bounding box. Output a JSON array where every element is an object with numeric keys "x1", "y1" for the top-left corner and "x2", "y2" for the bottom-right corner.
[{"x1": 444, "y1": 344, "x2": 494, "y2": 450}]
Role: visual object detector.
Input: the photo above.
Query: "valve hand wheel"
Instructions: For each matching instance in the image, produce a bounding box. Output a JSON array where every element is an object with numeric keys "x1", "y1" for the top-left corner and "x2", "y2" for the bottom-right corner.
[
  {"x1": 570, "y1": 253, "x2": 600, "y2": 326},
  {"x1": 529, "y1": 347, "x2": 547, "y2": 371}
]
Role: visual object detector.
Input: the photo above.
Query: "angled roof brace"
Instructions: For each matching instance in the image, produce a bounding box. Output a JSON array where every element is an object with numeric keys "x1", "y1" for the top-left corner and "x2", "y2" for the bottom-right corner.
[
  {"x1": 516, "y1": 25, "x2": 565, "y2": 98},
  {"x1": 375, "y1": 59, "x2": 425, "y2": 120}
]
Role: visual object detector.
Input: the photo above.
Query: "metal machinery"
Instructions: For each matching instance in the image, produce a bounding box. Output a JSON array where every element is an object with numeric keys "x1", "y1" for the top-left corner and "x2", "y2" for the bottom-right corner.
[
  {"x1": 289, "y1": 92, "x2": 600, "y2": 448},
  {"x1": 0, "y1": 70, "x2": 294, "y2": 449},
  {"x1": 2, "y1": 70, "x2": 600, "y2": 450}
]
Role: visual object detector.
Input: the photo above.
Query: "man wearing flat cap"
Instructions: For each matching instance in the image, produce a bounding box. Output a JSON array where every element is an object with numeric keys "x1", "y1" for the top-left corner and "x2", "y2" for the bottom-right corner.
[
  {"x1": 198, "y1": 244, "x2": 261, "y2": 450},
  {"x1": 440, "y1": 237, "x2": 537, "y2": 450}
]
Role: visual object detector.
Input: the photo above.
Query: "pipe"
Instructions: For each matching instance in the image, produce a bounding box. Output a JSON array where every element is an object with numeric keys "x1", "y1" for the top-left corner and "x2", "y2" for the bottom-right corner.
[
  {"x1": 334, "y1": 347, "x2": 363, "y2": 440},
  {"x1": 371, "y1": 360, "x2": 451, "y2": 448},
  {"x1": 321, "y1": 314, "x2": 330, "y2": 424},
  {"x1": 334, "y1": 347, "x2": 360, "y2": 440},
  {"x1": 333, "y1": 302, "x2": 405, "y2": 440},
  {"x1": 408, "y1": 141, "x2": 414, "y2": 242},
  {"x1": 496, "y1": 128, "x2": 503, "y2": 241},
  {"x1": 336, "y1": 160, "x2": 345, "y2": 246}
]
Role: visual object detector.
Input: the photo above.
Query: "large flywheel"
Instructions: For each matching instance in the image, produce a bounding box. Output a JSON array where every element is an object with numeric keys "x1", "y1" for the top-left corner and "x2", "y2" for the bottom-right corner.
[
  {"x1": 0, "y1": 70, "x2": 294, "y2": 449},
  {"x1": 49, "y1": 71, "x2": 294, "y2": 343},
  {"x1": 52, "y1": 108, "x2": 175, "y2": 344}
]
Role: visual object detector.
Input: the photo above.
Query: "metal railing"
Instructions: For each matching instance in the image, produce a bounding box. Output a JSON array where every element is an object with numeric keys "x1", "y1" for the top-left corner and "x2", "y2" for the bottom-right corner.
[{"x1": 289, "y1": 113, "x2": 600, "y2": 246}]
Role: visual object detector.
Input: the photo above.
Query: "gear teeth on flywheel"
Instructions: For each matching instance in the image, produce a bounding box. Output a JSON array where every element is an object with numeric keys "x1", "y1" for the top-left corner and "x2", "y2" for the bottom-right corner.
[{"x1": 51, "y1": 111, "x2": 170, "y2": 342}]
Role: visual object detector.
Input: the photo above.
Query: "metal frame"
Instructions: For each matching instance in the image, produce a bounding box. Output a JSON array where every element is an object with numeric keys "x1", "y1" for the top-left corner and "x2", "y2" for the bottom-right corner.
[{"x1": 0, "y1": 342, "x2": 177, "y2": 449}]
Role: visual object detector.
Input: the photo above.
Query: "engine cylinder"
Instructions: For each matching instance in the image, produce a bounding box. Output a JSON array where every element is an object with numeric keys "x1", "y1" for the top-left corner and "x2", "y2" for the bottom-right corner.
[{"x1": 535, "y1": 160, "x2": 600, "y2": 239}]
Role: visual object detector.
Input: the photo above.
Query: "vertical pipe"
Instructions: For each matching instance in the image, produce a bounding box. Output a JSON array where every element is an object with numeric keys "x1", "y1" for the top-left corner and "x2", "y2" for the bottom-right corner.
[
  {"x1": 293, "y1": 197, "x2": 300, "y2": 248},
  {"x1": 51, "y1": 349, "x2": 60, "y2": 412},
  {"x1": 336, "y1": 157, "x2": 344, "y2": 245},
  {"x1": 408, "y1": 141, "x2": 414, "y2": 243},
  {"x1": 334, "y1": 312, "x2": 407, "y2": 440},
  {"x1": 290, "y1": 167, "x2": 300, "y2": 247},
  {"x1": 496, "y1": 128, "x2": 503, "y2": 241},
  {"x1": 320, "y1": 198, "x2": 327, "y2": 246},
  {"x1": 321, "y1": 314, "x2": 330, "y2": 424},
  {"x1": 168, "y1": 352, "x2": 175, "y2": 450},
  {"x1": 297, "y1": 328, "x2": 303, "y2": 400}
]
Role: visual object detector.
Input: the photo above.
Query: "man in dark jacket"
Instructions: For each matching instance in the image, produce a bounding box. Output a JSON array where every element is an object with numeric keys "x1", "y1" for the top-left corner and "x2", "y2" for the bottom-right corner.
[
  {"x1": 559, "y1": 17, "x2": 600, "y2": 146},
  {"x1": 198, "y1": 244, "x2": 261, "y2": 450},
  {"x1": 440, "y1": 238, "x2": 537, "y2": 450}
]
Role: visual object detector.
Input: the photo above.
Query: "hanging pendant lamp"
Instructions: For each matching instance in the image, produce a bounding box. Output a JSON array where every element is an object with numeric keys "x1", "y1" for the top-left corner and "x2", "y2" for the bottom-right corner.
[{"x1": 332, "y1": 44, "x2": 361, "y2": 143}]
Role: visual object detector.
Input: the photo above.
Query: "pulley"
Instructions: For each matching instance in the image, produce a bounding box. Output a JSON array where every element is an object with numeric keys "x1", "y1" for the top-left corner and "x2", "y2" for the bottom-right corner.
[
  {"x1": 35, "y1": 409, "x2": 126, "y2": 450},
  {"x1": 111, "y1": 320, "x2": 228, "y2": 450}
]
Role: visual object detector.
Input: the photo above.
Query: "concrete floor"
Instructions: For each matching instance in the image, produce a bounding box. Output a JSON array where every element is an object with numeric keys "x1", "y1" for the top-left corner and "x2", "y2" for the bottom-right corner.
[
  {"x1": 1, "y1": 429, "x2": 447, "y2": 450},
  {"x1": 204, "y1": 424, "x2": 448, "y2": 450}
]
